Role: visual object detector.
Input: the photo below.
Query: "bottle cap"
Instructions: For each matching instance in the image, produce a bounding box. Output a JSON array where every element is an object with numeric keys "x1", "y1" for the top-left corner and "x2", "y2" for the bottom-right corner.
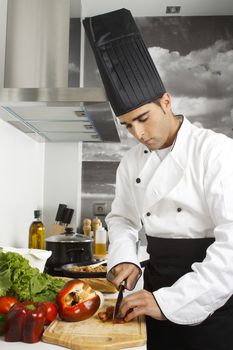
[{"x1": 34, "y1": 210, "x2": 41, "y2": 219}]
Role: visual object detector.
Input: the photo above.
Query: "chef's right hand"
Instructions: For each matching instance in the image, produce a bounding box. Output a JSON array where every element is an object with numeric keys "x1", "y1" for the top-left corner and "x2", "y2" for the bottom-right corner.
[{"x1": 110, "y1": 263, "x2": 141, "y2": 290}]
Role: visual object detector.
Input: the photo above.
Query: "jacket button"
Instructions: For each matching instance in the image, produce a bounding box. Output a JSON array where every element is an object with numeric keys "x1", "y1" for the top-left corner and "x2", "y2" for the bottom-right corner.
[
  {"x1": 146, "y1": 212, "x2": 151, "y2": 216},
  {"x1": 136, "y1": 178, "x2": 141, "y2": 183},
  {"x1": 144, "y1": 150, "x2": 148, "y2": 154},
  {"x1": 177, "y1": 207, "x2": 182, "y2": 212}
]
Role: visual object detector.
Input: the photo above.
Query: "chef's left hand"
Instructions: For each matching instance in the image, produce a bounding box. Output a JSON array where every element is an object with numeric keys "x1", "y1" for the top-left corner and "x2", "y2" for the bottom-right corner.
[{"x1": 120, "y1": 289, "x2": 167, "y2": 321}]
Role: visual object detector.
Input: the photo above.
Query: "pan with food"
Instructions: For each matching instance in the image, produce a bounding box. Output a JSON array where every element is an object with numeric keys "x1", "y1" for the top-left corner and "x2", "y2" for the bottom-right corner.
[{"x1": 61, "y1": 260, "x2": 107, "y2": 278}]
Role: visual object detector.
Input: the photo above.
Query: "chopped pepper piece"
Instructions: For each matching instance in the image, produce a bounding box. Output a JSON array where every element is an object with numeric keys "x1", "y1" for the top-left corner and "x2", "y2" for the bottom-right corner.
[
  {"x1": 4, "y1": 301, "x2": 46, "y2": 343},
  {"x1": 56, "y1": 279, "x2": 101, "y2": 322}
]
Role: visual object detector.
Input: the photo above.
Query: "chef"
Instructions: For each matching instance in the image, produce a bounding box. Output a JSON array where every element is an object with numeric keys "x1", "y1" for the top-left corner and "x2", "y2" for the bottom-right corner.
[{"x1": 83, "y1": 9, "x2": 233, "y2": 350}]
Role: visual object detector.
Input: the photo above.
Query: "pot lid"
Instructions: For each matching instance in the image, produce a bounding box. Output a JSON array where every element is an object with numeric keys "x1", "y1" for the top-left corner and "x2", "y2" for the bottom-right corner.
[{"x1": 46, "y1": 233, "x2": 92, "y2": 243}]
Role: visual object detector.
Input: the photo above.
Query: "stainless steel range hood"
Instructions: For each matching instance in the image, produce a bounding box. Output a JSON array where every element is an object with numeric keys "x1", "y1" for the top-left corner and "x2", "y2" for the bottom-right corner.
[
  {"x1": 0, "y1": 0, "x2": 120, "y2": 143},
  {"x1": 0, "y1": 88, "x2": 120, "y2": 142}
]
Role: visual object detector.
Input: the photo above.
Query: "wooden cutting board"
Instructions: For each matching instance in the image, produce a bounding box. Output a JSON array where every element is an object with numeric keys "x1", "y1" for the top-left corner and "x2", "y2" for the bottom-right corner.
[{"x1": 42, "y1": 299, "x2": 147, "y2": 350}]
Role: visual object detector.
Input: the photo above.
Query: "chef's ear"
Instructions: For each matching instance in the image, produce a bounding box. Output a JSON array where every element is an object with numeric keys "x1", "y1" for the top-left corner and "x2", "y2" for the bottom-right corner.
[{"x1": 159, "y1": 93, "x2": 171, "y2": 113}]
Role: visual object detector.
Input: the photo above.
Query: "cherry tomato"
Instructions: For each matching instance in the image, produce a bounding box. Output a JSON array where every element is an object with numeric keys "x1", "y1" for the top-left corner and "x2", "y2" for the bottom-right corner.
[
  {"x1": 42, "y1": 301, "x2": 58, "y2": 325},
  {"x1": 0, "y1": 296, "x2": 18, "y2": 314}
]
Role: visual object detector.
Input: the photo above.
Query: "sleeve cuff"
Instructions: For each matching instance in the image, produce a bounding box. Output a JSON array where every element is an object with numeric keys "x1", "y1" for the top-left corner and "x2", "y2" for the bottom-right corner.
[{"x1": 107, "y1": 262, "x2": 142, "y2": 290}]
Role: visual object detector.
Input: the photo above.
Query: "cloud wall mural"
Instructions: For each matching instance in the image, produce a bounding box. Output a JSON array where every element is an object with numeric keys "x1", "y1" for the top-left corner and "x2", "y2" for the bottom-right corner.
[{"x1": 80, "y1": 15, "x2": 233, "y2": 225}]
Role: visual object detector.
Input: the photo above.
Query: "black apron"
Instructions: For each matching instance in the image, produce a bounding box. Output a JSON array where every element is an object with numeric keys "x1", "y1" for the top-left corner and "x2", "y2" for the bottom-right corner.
[{"x1": 144, "y1": 236, "x2": 233, "y2": 350}]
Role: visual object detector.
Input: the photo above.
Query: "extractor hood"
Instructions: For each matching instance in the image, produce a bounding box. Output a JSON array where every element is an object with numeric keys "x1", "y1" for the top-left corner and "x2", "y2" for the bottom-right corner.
[
  {"x1": 0, "y1": 0, "x2": 121, "y2": 143},
  {"x1": 0, "y1": 88, "x2": 120, "y2": 142}
]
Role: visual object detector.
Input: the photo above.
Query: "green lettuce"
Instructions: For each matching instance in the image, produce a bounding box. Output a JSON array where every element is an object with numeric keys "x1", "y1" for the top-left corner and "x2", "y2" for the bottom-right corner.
[{"x1": 0, "y1": 249, "x2": 66, "y2": 302}]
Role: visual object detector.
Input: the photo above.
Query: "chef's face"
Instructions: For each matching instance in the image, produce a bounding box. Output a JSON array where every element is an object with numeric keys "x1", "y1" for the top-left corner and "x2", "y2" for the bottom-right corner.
[{"x1": 118, "y1": 93, "x2": 179, "y2": 150}]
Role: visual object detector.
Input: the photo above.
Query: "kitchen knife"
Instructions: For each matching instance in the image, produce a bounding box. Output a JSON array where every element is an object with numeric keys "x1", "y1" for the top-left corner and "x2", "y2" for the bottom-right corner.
[{"x1": 113, "y1": 281, "x2": 125, "y2": 321}]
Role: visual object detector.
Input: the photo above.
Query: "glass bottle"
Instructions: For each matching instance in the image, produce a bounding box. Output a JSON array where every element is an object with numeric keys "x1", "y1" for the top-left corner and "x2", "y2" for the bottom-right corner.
[{"x1": 28, "y1": 210, "x2": 45, "y2": 249}]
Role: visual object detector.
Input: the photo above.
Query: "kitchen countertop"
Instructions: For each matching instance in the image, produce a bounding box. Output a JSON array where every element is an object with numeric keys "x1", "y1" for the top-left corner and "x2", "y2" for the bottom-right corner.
[
  {"x1": 0, "y1": 338, "x2": 147, "y2": 350},
  {"x1": 0, "y1": 246, "x2": 149, "y2": 350}
]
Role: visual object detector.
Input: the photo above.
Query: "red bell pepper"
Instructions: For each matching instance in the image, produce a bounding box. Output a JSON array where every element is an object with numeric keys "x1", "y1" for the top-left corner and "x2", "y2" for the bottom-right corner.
[
  {"x1": 0, "y1": 314, "x2": 6, "y2": 335},
  {"x1": 4, "y1": 301, "x2": 46, "y2": 343},
  {"x1": 0, "y1": 296, "x2": 18, "y2": 335},
  {"x1": 56, "y1": 279, "x2": 101, "y2": 322}
]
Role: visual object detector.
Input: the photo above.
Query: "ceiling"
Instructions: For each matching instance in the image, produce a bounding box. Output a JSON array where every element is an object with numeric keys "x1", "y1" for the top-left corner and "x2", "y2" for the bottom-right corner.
[{"x1": 71, "y1": 0, "x2": 233, "y2": 18}]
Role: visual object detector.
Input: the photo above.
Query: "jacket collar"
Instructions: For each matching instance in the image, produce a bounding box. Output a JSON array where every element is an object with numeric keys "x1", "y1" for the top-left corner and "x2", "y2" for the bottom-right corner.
[
  {"x1": 135, "y1": 116, "x2": 194, "y2": 211},
  {"x1": 170, "y1": 115, "x2": 192, "y2": 169}
]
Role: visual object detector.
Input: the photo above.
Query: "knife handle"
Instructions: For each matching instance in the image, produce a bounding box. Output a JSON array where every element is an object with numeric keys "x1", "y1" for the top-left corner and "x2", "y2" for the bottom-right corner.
[
  {"x1": 62, "y1": 208, "x2": 74, "y2": 225},
  {"x1": 55, "y1": 204, "x2": 67, "y2": 222},
  {"x1": 118, "y1": 280, "x2": 126, "y2": 290}
]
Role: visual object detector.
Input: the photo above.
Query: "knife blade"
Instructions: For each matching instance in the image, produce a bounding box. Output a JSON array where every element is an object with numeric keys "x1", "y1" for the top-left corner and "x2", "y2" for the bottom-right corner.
[{"x1": 113, "y1": 282, "x2": 125, "y2": 321}]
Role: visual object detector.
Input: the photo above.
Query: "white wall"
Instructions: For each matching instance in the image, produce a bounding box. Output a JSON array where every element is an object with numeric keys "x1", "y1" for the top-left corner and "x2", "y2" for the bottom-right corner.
[
  {"x1": 43, "y1": 142, "x2": 82, "y2": 234},
  {"x1": 0, "y1": 119, "x2": 44, "y2": 247},
  {"x1": 0, "y1": 119, "x2": 83, "y2": 247},
  {"x1": 0, "y1": 0, "x2": 45, "y2": 248},
  {"x1": 0, "y1": 0, "x2": 7, "y2": 88}
]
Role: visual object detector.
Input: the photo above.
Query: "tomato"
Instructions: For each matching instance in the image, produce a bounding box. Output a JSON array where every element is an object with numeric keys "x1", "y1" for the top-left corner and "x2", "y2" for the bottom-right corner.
[
  {"x1": 42, "y1": 301, "x2": 58, "y2": 325},
  {"x1": 0, "y1": 296, "x2": 18, "y2": 314}
]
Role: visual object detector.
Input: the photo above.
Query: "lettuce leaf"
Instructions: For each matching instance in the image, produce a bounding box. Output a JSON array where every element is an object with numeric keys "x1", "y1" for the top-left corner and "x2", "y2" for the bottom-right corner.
[{"x1": 0, "y1": 250, "x2": 66, "y2": 302}]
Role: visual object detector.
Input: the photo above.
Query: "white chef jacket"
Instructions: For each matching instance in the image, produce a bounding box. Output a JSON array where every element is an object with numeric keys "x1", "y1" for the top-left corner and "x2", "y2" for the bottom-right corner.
[{"x1": 106, "y1": 116, "x2": 233, "y2": 325}]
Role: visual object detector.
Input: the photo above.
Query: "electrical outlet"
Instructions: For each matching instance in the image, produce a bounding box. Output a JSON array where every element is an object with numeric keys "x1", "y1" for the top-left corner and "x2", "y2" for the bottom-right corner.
[
  {"x1": 166, "y1": 6, "x2": 181, "y2": 14},
  {"x1": 93, "y1": 202, "x2": 107, "y2": 216}
]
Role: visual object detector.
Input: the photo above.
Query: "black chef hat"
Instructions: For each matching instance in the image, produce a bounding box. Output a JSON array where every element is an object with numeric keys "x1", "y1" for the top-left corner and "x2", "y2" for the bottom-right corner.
[{"x1": 83, "y1": 8, "x2": 166, "y2": 116}]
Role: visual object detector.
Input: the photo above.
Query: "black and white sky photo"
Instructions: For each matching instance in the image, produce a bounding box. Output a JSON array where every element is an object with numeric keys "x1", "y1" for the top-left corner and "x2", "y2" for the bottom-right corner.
[
  {"x1": 77, "y1": 15, "x2": 233, "y2": 214},
  {"x1": 82, "y1": 15, "x2": 233, "y2": 162},
  {"x1": 139, "y1": 16, "x2": 233, "y2": 134}
]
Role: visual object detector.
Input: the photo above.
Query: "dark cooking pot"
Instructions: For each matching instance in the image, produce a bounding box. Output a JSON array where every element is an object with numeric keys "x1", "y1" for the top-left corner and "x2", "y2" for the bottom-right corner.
[{"x1": 45, "y1": 233, "x2": 93, "y2": 271}]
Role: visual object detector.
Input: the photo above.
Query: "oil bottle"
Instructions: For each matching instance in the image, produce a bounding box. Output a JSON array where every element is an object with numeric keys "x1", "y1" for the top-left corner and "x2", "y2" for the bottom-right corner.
[
  {"x1": 28, "y1": 210, "x2": 45, "y2": 249},
  {"x1": 95, "y1": 226, "x2": 107, "y2": 256}
]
